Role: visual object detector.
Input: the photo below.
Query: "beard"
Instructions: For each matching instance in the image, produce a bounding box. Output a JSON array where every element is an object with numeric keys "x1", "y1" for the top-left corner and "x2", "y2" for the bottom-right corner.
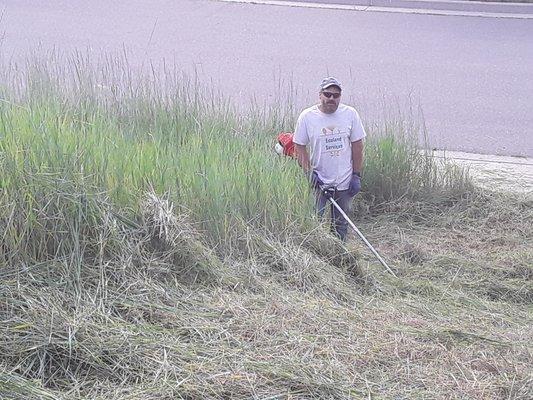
[{"x1": 323, "y1": 102, "x2": 339, "y2": 113}]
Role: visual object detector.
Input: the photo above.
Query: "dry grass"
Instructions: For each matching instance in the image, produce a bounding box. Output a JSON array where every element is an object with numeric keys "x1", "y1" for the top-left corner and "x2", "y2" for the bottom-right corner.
[{"x1": 1, "y1": 186, "x2": 531, "y2": 399}]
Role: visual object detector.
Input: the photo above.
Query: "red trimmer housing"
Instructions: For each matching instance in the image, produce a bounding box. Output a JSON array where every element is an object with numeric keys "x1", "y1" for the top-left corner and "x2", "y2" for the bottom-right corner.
[{"x1": 275, "y1": 132, "x2": 296, "y2": 157}]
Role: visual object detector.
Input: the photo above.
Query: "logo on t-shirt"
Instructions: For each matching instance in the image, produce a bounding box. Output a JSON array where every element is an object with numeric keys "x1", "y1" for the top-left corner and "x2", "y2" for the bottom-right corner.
[{"x1": 321, "y1": 126, "x2": 347, "y2": 156}]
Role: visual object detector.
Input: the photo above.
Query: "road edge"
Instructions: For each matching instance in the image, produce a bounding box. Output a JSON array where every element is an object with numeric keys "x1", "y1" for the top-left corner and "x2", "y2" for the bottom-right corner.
[{"x1": 216, "y1": 0, "x2": 533, "y2": 19}]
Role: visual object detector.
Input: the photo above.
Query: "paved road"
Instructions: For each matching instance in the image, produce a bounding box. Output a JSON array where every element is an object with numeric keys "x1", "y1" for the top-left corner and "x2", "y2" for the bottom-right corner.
[{"x1": 0, "y1": 0, "x2": 532, "y2": 156}]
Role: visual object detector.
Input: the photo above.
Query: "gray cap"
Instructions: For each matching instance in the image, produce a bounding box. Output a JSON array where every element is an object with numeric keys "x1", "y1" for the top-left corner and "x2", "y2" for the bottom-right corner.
[{"x1": 319, "y1": 77, "x2": 342, "y2": 91}]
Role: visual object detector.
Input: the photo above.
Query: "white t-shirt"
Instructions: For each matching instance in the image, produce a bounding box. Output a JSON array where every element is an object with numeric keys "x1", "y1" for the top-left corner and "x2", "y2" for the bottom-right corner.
[{"x1": 293, "y1": 104, "x2": 366, "y2": 190}]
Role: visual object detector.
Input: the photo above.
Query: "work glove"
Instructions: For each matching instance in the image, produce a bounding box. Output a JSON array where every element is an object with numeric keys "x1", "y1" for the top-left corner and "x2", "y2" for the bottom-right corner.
[
  {"x1": 348, "y1": 172, "x2": 361, "y2": 197},
  {"x1": 309, "y1": 170, "x2": 324, "y2": 190}
]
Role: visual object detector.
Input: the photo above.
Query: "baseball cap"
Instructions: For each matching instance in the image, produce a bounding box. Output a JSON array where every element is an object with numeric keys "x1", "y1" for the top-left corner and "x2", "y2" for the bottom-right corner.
[{"x1": 319, "y1": 77, "x2": 342, "y2": 91}]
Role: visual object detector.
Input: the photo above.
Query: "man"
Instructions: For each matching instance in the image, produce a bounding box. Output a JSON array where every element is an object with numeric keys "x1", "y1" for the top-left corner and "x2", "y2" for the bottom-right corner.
[{"x1": 293, "y1": 77, "x2": 366, "y2": 241}]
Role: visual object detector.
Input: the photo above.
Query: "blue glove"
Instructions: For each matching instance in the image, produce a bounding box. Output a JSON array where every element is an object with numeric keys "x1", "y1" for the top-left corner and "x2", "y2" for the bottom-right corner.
[
  {"x1": 309, "y1": 171, "x2": 324, "y2": 190},
  {"x1": 348, "y1": 172, "x2": 361, "y2": 197}
]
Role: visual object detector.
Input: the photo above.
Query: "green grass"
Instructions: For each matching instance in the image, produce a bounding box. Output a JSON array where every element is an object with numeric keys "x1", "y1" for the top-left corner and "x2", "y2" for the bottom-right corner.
[
  {"x1": 0, "y1": 54, "x2": 530, "y2": 399},
  {"x1": 0, "y1": 88, "x2": 308, "y2": 241},
  {"x1": 0, "y1": 53, "x2": 472, "y2": 245}
]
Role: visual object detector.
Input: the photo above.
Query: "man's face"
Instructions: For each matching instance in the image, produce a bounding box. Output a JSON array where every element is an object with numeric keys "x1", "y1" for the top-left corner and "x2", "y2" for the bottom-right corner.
[{"x1": 319, "y1": 86, "x2": 341, "y2": 114}]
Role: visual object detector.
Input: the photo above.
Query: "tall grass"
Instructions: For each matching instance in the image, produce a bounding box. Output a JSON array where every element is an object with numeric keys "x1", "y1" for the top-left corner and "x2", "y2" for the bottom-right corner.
[
  {"x1": 1, "y1": 54, "x2": 320, "y2": 244},
  {"x1": 0, "y1": 52, "x2": 472, "y2": 239},
  {"x1": 363, "y1": 116, "x2": 472, "y2": 207},
  {"x1": 0, "y1": 52, "x2": 476, "y2": 282},
  {"x1": 0, "y1": 53, "x2": 476, "y2": 274}
]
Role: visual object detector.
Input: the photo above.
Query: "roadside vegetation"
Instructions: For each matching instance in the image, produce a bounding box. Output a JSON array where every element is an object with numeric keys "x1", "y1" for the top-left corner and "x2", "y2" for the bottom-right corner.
[{"x1": 0, "y1": 54, "x2": 531, "y2": 399}]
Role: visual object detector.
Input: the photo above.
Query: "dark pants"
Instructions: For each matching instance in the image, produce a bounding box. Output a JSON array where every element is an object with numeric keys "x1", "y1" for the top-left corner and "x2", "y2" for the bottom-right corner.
[{"x1": 315, "y1": 189, "x2": 352, "y2": 241}]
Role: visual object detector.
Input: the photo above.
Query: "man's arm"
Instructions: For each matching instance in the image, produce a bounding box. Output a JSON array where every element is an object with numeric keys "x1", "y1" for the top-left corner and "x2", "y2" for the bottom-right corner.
[
  {"x1": 294, "y1": 143, "x2": 311, "y2": 173},
  {"x1": 351, "y1": 139, "x2": 364, "y2": 174}
]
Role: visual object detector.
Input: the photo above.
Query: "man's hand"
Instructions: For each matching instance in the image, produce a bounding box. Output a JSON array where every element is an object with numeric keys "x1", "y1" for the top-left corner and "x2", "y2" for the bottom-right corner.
[{"x1": 348, "y1": 172, "x2": 361, "y2": 197}]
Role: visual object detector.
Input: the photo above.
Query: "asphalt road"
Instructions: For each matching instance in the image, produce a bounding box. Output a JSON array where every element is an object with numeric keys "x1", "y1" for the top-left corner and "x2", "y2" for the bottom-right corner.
[{"x1": 0, "y1": 0, "x2": 532, "y2": 156}]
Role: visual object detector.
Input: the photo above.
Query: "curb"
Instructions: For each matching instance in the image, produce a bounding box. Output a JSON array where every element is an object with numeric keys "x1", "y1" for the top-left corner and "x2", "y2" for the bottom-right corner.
[
  {"x1": 352, "y1": 0, "x2": 533, "y2": 15},
  {"x1": 218, "y1": 0, "x2": 533, "y2": 19}
]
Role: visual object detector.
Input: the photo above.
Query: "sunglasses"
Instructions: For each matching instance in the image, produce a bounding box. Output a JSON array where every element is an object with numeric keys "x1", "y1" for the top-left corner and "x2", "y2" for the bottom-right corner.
[{"x1": 322, "y1": 91, "x2": 341, "y2": 99}]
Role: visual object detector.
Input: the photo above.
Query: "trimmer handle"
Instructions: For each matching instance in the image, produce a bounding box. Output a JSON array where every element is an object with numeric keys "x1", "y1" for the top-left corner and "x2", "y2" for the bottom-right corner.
[{"x1": 318, "y1": 184, "x2": 336, "y2": 199}]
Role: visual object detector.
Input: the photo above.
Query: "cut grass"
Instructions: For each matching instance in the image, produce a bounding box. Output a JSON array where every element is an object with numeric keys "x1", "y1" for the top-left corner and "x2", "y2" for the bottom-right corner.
[{"x1": 2, "y1": 197, "x2": 531, "y2": 399}]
